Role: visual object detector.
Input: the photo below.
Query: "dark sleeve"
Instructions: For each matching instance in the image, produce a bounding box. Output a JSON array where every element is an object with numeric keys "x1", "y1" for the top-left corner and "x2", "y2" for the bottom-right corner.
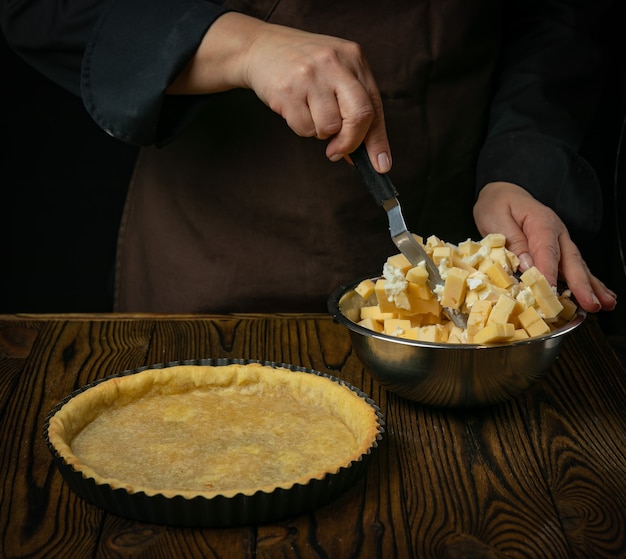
[
  {"x1": 2, "y1": 0, "x2": 229, "y2": 145},
  {"x1": 476, "y1": 0, "x2": 615, "y2": 236}
]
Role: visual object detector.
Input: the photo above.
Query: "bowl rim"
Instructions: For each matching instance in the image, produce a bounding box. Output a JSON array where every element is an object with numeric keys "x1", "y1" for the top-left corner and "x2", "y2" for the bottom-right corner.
[{"x1": 327, "y1": 275, "x2": 587, "y2": 350}]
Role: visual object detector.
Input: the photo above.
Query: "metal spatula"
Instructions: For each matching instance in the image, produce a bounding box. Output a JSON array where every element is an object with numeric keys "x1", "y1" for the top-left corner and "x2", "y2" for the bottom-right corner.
[{"x1": 351, "y1": 143, "x2": 468, "y2": 329}]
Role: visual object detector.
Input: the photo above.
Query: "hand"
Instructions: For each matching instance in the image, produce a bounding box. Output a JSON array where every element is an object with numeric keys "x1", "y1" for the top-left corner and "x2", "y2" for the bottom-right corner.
[
  {"x1": 167, "y1": 12, "x2": 392, "y2": 172},
  {"x1": 473, "y1": 182, "x2": 617, "y2": 313}
]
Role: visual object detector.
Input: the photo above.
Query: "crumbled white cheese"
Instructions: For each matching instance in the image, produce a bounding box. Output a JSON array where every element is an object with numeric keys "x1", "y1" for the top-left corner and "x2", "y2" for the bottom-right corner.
[
  {"x1": 461, "y1": 244, "x2": 490, "y2": 267},
  {"x1": 383, "y1": 263, "x2": 407, "y2": 302},
  {"x1": 466, "y1": 271, "x2": 488, "y2": 291},
  {"x1": 516, "y1": 286, "x2": 535, "y2": 308},
  {"x1": 438, "y1": 257, "x2": 451, "y2": 280}
]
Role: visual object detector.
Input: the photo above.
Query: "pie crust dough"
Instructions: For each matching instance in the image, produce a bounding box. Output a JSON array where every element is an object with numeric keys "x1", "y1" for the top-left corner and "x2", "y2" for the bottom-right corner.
[{"x1": 47, "y1": 364, "x2": 380, "y2": 500}]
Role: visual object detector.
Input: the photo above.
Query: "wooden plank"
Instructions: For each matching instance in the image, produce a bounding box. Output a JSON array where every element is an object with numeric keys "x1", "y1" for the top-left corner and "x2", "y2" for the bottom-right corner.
[{"x1": 520, "y1": 318, "x2": 626, "y2": 558}]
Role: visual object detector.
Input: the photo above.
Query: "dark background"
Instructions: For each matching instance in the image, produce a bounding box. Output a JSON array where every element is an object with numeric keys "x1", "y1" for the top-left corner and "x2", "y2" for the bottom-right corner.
[
  {"x1": 1, "y1": 32, "x2": 137, "y2": 313},
  {"x1": 1, "y1": 23, "x2": 625, "y2": 341}
]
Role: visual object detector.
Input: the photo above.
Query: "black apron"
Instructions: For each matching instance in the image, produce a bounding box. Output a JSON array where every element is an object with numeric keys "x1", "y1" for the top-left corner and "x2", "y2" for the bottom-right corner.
[{"x1": 115, "y1": 0, "x2": 501, "y2": 312}]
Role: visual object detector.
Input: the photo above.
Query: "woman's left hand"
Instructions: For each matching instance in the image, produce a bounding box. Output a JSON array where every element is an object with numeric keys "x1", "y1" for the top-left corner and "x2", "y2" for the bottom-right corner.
[{"x1": 473, "y1": 181, "x2": 617, "y2": 313}]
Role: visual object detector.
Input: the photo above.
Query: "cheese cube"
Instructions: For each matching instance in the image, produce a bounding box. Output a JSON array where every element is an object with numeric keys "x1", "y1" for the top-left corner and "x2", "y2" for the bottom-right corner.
[
  {"x1": 357, "y1": 317, "x2": 383, "y2": 332},
  {"x1": 400, "y1": 286, "x2": 442, "y2": 316},
  {"x1": 487, "y1": 294, "x2": 518, "y2": 325},
  {"x1": 558, "y1": 296, "x2": 578, "y2": 321},
  {"x1": 374, "y1": 279, "x2": 397, "y2": 313},
  {"x1": 512, "y1": 328, "x2": 530, "y2": 341},
  {"x1": 505, "y1": 248, "x2": 521, "y2": 272},
  {"x1": 383, "y1": 318, "x2": 412, "y2": 337},
  {"x1": 426, "y1": 235, "x2": 445, "y2": 250},
  {"x1": 484, "y1": 261, "x2": 515, "y2": 289},
  {"x1": 386, "y1": 253, "x2": 413, "y2": 273},
  {"x1": 520, "y1": 267, "x2": 563, "y2": 319},
  {"x1": 355, "y1": 279, "x2": 376, "y2": 299},
  {"x1": 467, "y1": 299, "x2": 493, "y2": 338},
  {"x1": 419, "y1": 324, "x2": 445, "y2": 342},
  {"x1": 457, "y1": 238, "x2": 481, "y2": 256},
  {"x1": 519, "y1": 266, "x2": 542, "y2": 286},
  {"x1": 403, "y1": 324, "x2": 445, "y2": 342},
  {"x1": 408, "y1": 281, "x2": 433, "y2": 301},
  {"x1": 490, "y1": 247, "x2": 511, "y2": 272},
  {"x1": 480, "y1": 233, "x2": 506, "y2": 248},
  {"x1": 393, "y1": 290, "x2": 411, "y2": 311},
  {"x1": 451, "y1": 252, "x2": 476, "y2": 272},
  {"x1": 447, "y1": 325, "x2": 466, "y2": 344},
  {"x1": 360, "y1": 305, "x2": 396, "y2": 321},
  {"x1": 402, "y1": 327, "x2": 420, "y2": 340},
  {"x1": 433, "y1": 246, "x2": 453, "y2": 265},
  {"x1": 518, "y1": 306, "x2": 551, "y2": 337},
  {"x1": 473, "y1": 322, "x2": 515, "y2": 344},
  {"x1": 440, "y1": 267, "x2": 470, "y2": 309},
  {"x1": 406, "y1": 264, "x2": 429, "y2": 285}
]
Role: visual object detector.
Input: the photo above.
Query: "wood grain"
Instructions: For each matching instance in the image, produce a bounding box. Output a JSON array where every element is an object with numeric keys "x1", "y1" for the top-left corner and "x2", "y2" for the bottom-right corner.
[{"x1": 0, "y1": 315, "x2": 624, "y2": 558}]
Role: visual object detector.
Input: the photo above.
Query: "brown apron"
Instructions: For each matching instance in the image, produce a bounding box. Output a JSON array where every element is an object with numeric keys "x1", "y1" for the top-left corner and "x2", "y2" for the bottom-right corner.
[{"x1": 115, "y1": 0, "x2": 501, "y2": 313}]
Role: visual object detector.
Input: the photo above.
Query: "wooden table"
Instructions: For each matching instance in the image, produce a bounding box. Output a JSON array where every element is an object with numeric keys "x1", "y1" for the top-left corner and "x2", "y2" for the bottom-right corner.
[{"x1": 1, "y1": 313, "x2": 624, "y2": 558}]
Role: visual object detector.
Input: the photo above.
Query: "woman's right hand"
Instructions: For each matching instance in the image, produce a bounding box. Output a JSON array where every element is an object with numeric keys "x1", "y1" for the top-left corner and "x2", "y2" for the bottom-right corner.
[{"x1": 167, "y1": 12, "x2": 392, "y2": 172}]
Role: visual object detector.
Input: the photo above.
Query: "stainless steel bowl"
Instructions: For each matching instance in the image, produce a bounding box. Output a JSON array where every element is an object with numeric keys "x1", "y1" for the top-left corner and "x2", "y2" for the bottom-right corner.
[{"x1": 328, "y1": 277, "x2": 586, "y2": 407}]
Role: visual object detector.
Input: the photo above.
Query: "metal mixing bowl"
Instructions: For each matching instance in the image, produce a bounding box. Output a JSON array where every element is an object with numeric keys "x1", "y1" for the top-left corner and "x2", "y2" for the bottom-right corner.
[{"x1": 328, "y1": 277, "x2": 586, "y2": 407}]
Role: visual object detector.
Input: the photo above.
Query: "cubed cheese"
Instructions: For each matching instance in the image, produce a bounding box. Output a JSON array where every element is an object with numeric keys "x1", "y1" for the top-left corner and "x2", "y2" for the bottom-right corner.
[
  {"x1": 558, "y1": 297, "x2": 578, "y2": 321},
  {"x1": 440, "y1": 267, "x2": 470, "y2": 309},
  {"x1": 518, "y1": 306, "x2": 551, "y2": 337},
  {"x1": 406, "y1": 263, "x2": 429, "y2": 285},
  {"x1": 487, "y1": 293, "x2": 518, "y2": 325},
  {"x1": 473, "y1": 322, "x2": 515, "y2": 344},
  {"x1": 360, "y1": 305, "x2": 396, "y2": 321},
  {"x1": 386, "y1": 253, "x2": 413, "y2": 273},
  {"x1": 457, "y1": 238, "x2": 481, "y2": 256},
  {"x1": 467, "y1": 299, "x2": 493, "y2": 339},
  {"x1": 484, "y1": 261, "x2": 515, "y2": 289},
  {"x1": 400, "y1": 285, "x2": 442, "y2": 316},
  {"x1": 355, "y1": 278, "x2": 376, "y2": 299},
  {"x1": 433, "y1": 246, "x2": 453, "y2": 265},
  {"x1": 512, "y1": 328, "x2": 530, "y2": 341},
  {"x1": 480, "y1": 233, "x2": 506, "y2": 248},
  {"x1": 520, "y1": 267, "x2": 563, "y2": 319},
  {"x1": 383, "y1": 318, "x2": 412, "y2": 337},
  {"x1": 374, "y1": 279, "x2": 397, "y2": 313},
  {"x1": 357, "y1": 317, "x2": 383, "y2": 332}
]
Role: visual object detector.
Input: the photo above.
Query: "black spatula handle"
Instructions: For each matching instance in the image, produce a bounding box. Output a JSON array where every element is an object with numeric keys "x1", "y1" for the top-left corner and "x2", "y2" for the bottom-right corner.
[{"x1": 351, "y1": 143, "x2": 398, "y2": 206}]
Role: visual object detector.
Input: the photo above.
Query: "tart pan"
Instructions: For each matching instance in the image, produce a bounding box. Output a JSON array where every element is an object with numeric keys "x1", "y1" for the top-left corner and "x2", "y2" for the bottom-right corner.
[{"x1": 43, "y1": 358, "x2": 384, "y2": 527}]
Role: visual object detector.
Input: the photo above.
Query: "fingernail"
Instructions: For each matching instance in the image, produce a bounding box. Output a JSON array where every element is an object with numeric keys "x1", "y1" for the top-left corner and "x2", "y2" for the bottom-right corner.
[
  {"x1": 329, "y1": 153, "x2": 344, "y2": 162},
  {"x1": 591, "y1": 294, "x2": 602, "y2": 311},
  {"x1": 378, "y1": 152, "x2": 391, "y2": 173},
  {"x1": 518, "y1": 252, "x2": 534, "y2": 271}
]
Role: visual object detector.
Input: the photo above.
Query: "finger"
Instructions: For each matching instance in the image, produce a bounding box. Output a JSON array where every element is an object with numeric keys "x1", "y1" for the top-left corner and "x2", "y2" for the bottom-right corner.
[
  {"x1": 558, "y1": 235, "x2": 617, "y2": 312},
  {"x1": 556, "y1": 235, "x2": 602, "y2": 312},
  {"x1": 523, "y1": 221, "x2": 561, "y2": 287},
  {"x1": 325, "y1": 81, "x2": 375, "y2": 153},
  {"x1": 326, "y1": 92, "x2": 391, "y2": 171},
  {"x1": 280, "y1": 100, "x2": 318, "y2": 138},
  {"x1": 307, "y1": 93, "x2": 343, "y2": 140},
  {"x1": 325, "y1": 69, "x2": 391, "y2": 169},
  {"x1": 502, "y1": 228, "x2": 534, "y2": 273},
  {"x1": 589, "y1": 274, "x2": 618, "y2": 310}
]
